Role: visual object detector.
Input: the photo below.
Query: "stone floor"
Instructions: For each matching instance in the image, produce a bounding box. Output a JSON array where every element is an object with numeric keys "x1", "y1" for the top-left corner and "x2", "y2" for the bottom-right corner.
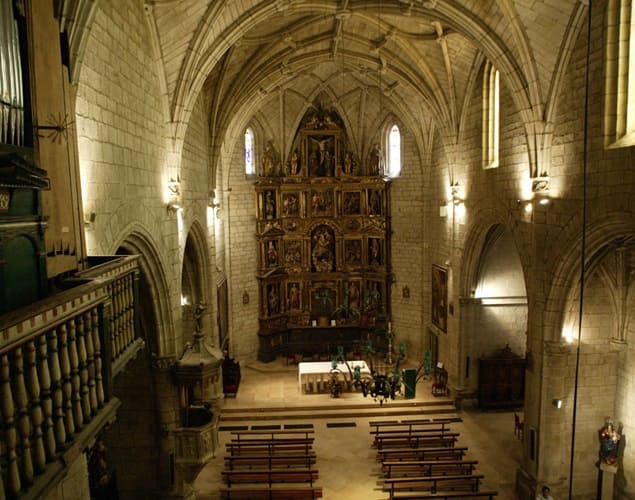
[{"x1": 193, "y1": 359, "x2": 523, "y2": 499}]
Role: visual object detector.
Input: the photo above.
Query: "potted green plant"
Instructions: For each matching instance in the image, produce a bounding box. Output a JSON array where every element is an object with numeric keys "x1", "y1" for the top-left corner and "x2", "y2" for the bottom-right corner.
[
  {"x1": 332, "y1": 285, "x2": 361, "y2": 325},
  {"x1": 313, "y1": 288, "x2": 333, "y2": 326}
]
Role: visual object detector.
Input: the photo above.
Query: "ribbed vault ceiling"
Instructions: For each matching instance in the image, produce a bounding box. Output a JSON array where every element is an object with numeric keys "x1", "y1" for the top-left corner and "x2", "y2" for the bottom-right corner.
[{"x1": 62, "y1": 0, "x2": 587, "y2": 160}]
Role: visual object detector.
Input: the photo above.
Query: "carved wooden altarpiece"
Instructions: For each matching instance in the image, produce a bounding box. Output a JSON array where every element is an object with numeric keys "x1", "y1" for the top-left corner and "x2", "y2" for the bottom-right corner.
[{"x1": 255, "y1": 107, "x2": 392, "y2": 361}]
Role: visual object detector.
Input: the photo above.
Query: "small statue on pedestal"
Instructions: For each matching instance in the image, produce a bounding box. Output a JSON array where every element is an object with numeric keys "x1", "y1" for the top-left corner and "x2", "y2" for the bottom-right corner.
[{"x1": 599, "y1": 417, "x2": 621, "y2": 465}]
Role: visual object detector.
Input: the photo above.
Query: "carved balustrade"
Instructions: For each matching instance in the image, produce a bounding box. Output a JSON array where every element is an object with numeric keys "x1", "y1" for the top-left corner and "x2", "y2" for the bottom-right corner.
[{"x1": 0, "y1": 255, "x2": 142, "y2": 498}]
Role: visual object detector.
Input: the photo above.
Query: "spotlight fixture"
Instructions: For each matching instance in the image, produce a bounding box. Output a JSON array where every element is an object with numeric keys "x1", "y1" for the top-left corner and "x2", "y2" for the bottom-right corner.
[
  {"x1": 552, "y1": 398, "x2": 563, "y2": 409},
  {"x1": 167, "y1": 203, "x2": 181, "y2": 214}
]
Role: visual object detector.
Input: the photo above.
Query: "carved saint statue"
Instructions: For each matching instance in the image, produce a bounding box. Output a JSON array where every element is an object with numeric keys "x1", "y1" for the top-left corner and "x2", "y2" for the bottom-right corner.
[
  {"x1": 599, "y1": 418, "x2": 621, "y2": 465},
  {"x1": 194, "y1": 302, "x2": 205, "y2": 333}
]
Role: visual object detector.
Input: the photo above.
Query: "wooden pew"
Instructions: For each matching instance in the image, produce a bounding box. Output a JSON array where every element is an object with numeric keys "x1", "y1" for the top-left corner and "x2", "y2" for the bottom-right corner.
[
  {"x1": 227, "y1": 437, "x2": 315, "y2": 449},
  {"x1": 222, "y1": 468, "x2": 319, "y2": 486},
  {"x1": 374, "y1": 432, "x2": 459, "y2": 450},
  {"x1": 224, "y1": 453, "x2": 317, "y2": 471},
  {"x1": 225, "y1": 439, "x2": 313, "y2": 456},
  {"x1": 372, "y1": 428, "x2": 453, "y2": 447},
  {"x1": 370, "y1": 420, "x2": 453, "y2": 438},
  {"x1": 383, "y1": 474, "x2": 484, "y2": 498},
  {"x1": 385, "y1": 491, "x2": 498, "y2": 499},
  {"x1": 382, "y1": 459, "x2": 479, "y2": 478},
  {"x1": 377, "y1": 446, "x2": 468, "y2": 462},
  {"x1": 218, "y1": 486, "x2": 323, "y2": 499},
  {"x1": 231, "y1": 430, "x2": 315, "y2": 441}
]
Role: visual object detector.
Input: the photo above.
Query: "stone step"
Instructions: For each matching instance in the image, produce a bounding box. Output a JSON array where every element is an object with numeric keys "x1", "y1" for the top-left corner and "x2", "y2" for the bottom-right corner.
[{"x1": 220, "y1": 399, "x2": 457, "y2": 422}]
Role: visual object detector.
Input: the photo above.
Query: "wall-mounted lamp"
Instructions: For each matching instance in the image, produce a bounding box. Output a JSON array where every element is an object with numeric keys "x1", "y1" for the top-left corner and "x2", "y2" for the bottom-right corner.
[
  {"x1": 450, "y1": 181, "x2": 465, "y2": 215},
  {"x1": 552, "y1": 398, "x2": 563, "y2": 409},
  {"x1": 84, "y1": 212, "x2": 96, "y2": 225},
  {"x1": 208, "y1": 190, "x2": 221, "y2": 219},
  {"x1": 167, "y1": 177, "x2": 181, "y2": 198},
  {"x1": 167, "y1": 203, "x2": 182, "y2": 214}
]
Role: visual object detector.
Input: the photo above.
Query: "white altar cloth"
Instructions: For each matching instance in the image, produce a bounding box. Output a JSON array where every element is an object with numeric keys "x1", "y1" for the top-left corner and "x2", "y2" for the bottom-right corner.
[{"x1": 298, "y1": 360, "x2": 370, "y2": 393}]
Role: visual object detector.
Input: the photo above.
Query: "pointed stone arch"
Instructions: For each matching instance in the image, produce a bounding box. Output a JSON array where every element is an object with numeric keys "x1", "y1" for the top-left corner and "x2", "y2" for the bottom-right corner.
[{"x1": 114, "y1": 227, "x2": 173, "y2": 358}]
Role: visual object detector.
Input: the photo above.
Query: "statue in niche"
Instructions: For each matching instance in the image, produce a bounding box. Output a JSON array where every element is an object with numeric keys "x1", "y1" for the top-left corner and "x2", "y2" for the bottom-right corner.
[
  {"x1": 368, "y1": 190, "x2": 381, "y2": 215},
  {"x1": 266, "y1": 240, "x2": 278, "y2": 267},
  {"x1": 194, "y1": 302, "x2": 205, "y2": 333},
  {"x1": 264, "y1": 191, "x2": 275, "y2": 219},
  {"x1": 369, "y1": 238, "x2": 381, "y2": 266},
  {"x1": 287, "y1": 283, "x2": 300, "y2": 310},
  {"x1": 289, "y1": 149, "x2": 300, "y2": 175},
  {"x1": 599, "y1": 418, "x2": 621, "y2": 465},
  {"x1": 343, "y1": 151, "x2": 357, "y2": 175},
  {"x1": 267, "y1": 284, "x2": 280, "y2": 316},
  {"x1": 311, "y1": 226, "x2": 334, "y2": 272},
  {"x1": 368, "y1": 143, "x2": 383, "y2": 176},
  {"x1": 262, "y1": 141, "x2": 275, "y2": 176}
]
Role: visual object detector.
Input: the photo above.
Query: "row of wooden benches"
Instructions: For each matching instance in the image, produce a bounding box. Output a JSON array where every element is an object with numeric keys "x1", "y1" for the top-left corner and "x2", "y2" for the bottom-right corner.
[
  {"x1": 219, "y1": 430, "x2": 323, "y2": 499},
  {"x1": 370, "y1": 420, "x2": 499, "y2": 500}
]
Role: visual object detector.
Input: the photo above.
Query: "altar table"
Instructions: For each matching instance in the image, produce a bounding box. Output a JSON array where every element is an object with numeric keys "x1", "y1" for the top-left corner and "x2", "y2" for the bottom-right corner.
[{"x1": 298, "y1": 360, "x2": 370, "y2": 393}]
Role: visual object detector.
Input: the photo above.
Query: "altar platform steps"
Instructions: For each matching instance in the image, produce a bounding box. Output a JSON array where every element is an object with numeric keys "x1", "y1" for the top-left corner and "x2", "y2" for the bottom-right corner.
[{"x1": 219, "y1": 398, "x2": 457, "y2": 422}]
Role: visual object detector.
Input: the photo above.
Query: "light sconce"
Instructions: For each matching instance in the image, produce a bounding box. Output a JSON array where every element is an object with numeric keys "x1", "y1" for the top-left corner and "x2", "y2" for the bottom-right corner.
[
  {"x1": 167, "y1": 177, "x2": 181, "y2": 198},
  {"x1": 207, "y1": 190, "x2": 222, "y2": 219},
  {"x1": 532, "y1": 176, "x2": 549, "y2": 193},
  {"x1": 552, "y1": 398, "x2": 563, "y2": 409},
  {"x1": 167, "y1": 203, "x2": 182, "y2": 214},
  {"x1": 83, "y1": 212, "x2": 96, "y2": 225},
  {"x1": 449, "y1": 181, "x2": 464, "y2": 213},
  {"x1": 532, "y1": 175, "x2": 550, "y2": 207},
  {"x1": 181, "y1": 295, "x2": 190, "y2": 306}
]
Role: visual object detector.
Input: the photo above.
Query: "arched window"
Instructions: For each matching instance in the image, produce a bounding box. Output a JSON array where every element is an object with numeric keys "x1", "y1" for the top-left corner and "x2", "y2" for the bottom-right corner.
[
  {"x1": 604, "y1": 0, "x2": 635, "y2": 148},
  {"x1": 386, "y1": 124, "x2": 401, "y2": 178},
  {"x1": 244, "y1": 127, "x2": 255, "y2": 175},
  {"x1": 482, "y1": 61, "x2": 500, "y2": 169}
]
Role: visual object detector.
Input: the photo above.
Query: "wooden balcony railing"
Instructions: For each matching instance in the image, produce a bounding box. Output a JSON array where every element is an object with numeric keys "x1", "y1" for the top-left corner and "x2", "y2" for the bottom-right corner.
[{"x1": 0, "y1": 255, "x2": 143, "y2": 498}]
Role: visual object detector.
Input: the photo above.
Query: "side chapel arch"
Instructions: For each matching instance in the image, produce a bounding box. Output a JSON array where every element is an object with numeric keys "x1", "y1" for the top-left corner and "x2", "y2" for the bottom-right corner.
[{"x1": 459, "y1": 222, "x2": 528, "y2": 406}]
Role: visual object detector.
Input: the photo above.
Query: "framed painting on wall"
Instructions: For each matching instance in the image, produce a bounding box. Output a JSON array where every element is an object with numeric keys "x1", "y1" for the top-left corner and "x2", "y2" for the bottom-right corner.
[{"x1": 431, "y1": 264, "x2": 448, "y2": 332}]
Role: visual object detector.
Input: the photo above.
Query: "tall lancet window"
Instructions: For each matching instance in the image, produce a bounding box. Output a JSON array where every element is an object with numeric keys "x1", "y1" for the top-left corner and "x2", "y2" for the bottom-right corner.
[
  {"x1": 605, "y1": 0, "x2": 635, "y2": 147},
  {"x1": 386, "y1": 124, "x2": 401, "y2": 178},
  {"x1": 0, "y1": 0, "x2": 26, "y2": 146},
  {"x1": 245, "y1": 127, "x2": 255, "y2": 176},
  {"x1": 482, "y1": 61, "x2": 500, "y2": 169}
]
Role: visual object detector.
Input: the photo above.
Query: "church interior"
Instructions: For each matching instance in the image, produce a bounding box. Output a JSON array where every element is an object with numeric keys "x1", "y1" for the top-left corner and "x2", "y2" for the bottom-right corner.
[{"x1": 0, "y1": 1, "x2": 634, "y2": 499}]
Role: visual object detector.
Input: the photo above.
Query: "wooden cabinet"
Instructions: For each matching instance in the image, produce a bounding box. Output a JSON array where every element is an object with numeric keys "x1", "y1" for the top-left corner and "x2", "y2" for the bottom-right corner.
[
  {"x1": 255, "y1": 107, "x2": 392, "y2": 361},
  {"x1": 478, "y1": 345, "x2": 526, "y2": 410}
]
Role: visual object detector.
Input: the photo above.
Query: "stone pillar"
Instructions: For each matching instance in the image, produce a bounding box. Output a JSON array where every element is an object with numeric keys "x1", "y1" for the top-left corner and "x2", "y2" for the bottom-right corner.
[{"x1": 599, "y1": 462, "x2": 617, "y2": 500}]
